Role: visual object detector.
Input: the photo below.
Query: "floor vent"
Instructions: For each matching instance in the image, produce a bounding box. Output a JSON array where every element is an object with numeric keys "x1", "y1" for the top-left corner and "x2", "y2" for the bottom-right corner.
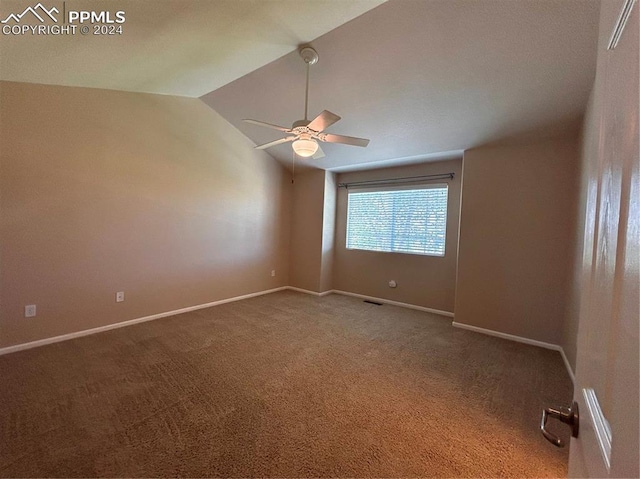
[{"x1": 363, "y1": 300, "x2": 383, "y2": 306}]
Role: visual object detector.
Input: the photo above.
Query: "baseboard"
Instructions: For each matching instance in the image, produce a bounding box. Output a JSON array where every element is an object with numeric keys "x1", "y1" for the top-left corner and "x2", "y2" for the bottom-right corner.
[
  {"x1": 558, "y1": 347, "x2": 576, "y2": 385},
  {"x1": 452, "y1": 322, "x2": 575, "y2": 384},
  {"x1": 286, "y1": 286, "x2": 332, "y2": 297},
  {"x1": 0, "y1": 286, "x2": 443, "y2": 355},
  {"x1": 0, "y1": 286, "x2": 289, "y2": 356},
  {"x1": 1, "y1": 286, "x2": 576, "y2": 387},
  {"x1": 286, "y1": 287, "x2": 453, "y2": 318},
  {"x1": 331, "y1": 290, "x2": 454, "y2": 318}
]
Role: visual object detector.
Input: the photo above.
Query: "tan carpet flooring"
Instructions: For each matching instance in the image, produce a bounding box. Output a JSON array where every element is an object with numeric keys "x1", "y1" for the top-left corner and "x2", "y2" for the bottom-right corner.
[{"x1": 0, "y1": 291, "x2": 573, "y2": 477}]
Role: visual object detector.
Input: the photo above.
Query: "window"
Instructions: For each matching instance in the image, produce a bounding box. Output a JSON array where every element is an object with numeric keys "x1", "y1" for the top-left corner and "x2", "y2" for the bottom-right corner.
[{"x1": 346, "y1": 184, "x2": 448, "y2": 256}]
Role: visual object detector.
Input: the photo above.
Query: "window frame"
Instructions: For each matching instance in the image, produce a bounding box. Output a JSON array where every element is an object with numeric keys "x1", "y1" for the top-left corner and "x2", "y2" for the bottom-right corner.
[{"x1": 345, "y1": 183, "x2": 449, "y2": 257}]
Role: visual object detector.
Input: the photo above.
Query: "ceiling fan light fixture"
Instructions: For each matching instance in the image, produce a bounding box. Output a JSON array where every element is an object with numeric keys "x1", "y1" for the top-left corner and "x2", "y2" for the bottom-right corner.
[
  {"x1": 243, "y1": 45, "x2": 369, "y2": 159},
  {"x1": 292, "y1": 138, "x2": 319, "y2": 158}
]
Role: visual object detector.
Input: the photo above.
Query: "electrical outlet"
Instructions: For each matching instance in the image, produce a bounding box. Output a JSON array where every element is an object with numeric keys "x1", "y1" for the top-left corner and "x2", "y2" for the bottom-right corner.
[
  {"x1": 24, "y1": 304, "x2": 36, "y2": 318},
  {"x1": 271, "y1": 270, "x2": 276, "y2": 277},
  {"x1": 116, "y1": 291, "x2": 125, "y2": 303}
]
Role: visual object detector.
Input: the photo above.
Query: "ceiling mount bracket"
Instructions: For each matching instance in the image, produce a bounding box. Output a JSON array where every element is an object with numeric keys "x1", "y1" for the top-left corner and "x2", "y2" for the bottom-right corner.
[{"x1": 299, "y1": 46, "x2": 319, "y2": 65}]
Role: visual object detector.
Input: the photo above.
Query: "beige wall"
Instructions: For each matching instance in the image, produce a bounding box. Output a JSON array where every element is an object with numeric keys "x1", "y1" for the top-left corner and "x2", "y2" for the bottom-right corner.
[
  {"x1": 0, "y1": 82, "x2": 585, "y2": 355},
  {"x1": 0, "y1": 81, "x2": 291, "y2": 348},
  {"x1": 333, "y1": 159, "x2": 462, "y2": 312},
  {"x1": 563, "y1": 92, "x2": 596, "y2": 372},
  {"x1": 288, "y1": 168, "x2": 325, "y2": 292},
  {"x1": 319, "y1": 172, "x2": 337, "y2": 293},
  {"x1": 455, "y1": 139, "x2": 579, "y2": 345}
]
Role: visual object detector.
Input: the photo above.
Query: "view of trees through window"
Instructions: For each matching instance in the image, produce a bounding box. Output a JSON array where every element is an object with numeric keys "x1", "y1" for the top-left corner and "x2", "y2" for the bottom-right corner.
[{"x1": 346, "y1": 185, "x2": 448, "y2": 256}]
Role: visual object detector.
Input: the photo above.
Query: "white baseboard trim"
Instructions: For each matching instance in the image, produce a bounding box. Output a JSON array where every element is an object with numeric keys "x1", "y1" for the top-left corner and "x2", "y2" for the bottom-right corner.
[
  {"x1": 286, "y1": 286, "x2": 332, "y2": 297},
  {"x1": 452, "y1": 321, "x2": 559, "y2": 349},
  {"x1": 452, "y1": 322, "x2": 575, "y2": 384},
  {"x1": 558, "y1": 347, "x2": 576, "y2": 385},
  {"x1": 0, "y1": 285, "x2": 576, "y2": 387},
  {"x1": 331, "y1": 290, "x2": 454, "y2": 318},
  {"x1": 0, "y1": 286, "x2": 289, "y2": 356}
]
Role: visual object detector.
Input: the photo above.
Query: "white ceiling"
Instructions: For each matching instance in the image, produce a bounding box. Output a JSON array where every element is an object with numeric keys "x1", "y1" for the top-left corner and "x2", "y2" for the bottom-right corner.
[
  {"x1": 1, "y1": 0, "x2": 599, "y2": 172},
  {"x1": 202, "y1": 0, "x2": 600, "y2": 171},
  {"x1": 0, "y1": 0, "x2": 385, "y2": 97}
]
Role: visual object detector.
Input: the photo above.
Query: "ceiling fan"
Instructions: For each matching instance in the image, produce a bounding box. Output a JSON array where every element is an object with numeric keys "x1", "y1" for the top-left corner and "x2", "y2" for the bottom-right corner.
[{"x1": 243, "y1": 46, "x2": 370, "y2": 159}]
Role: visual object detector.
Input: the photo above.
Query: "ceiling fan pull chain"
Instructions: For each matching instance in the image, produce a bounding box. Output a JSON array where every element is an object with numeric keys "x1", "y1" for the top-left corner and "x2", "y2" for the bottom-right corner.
[{"x1": 291, "y1": 150, "x2": 296, "y2": 184}]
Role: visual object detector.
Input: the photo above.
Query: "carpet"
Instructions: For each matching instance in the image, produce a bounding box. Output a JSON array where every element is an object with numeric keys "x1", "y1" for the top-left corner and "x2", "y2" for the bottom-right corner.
[{"x1": 0, "y1": 290, "x2": 572, "y2": 477}]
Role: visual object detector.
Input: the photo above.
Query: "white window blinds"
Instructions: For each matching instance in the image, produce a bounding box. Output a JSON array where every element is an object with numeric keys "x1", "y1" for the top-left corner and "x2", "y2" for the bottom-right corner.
[{"x1": 346, "y1": 185, "x2": 448, "y2": 256}]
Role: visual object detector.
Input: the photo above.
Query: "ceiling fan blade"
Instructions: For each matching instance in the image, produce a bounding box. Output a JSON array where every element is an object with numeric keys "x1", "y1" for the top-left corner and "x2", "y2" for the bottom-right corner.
[
  {"x1": 307, "y1": 110, "x2": 341, "y2": 132},
  {"x1": 321, "y1": 133, "x2": 370, "y2": 148},
  {"x1": 312, "y1": 145, "x2": 325, "y2": 160},
  {"x1": 243, "y1": 119, "x2": 292, "y2": 133},
  {"x1": 255, "y1": 136, "x2": 296, "y2": 150}
]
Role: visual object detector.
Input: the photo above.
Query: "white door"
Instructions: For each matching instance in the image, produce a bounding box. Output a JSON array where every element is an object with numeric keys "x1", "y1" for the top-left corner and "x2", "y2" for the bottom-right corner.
[{"x1": 564, "y1": 0, "x2": 639, "y2": 477}]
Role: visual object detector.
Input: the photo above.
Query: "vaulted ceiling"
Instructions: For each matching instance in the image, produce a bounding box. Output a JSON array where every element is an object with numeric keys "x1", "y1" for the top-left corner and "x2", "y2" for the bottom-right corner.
[
  {"x1": 202, "y1": 0, "x2": 600, "y2": 171},
  {"x1": 0, "y1": 0, "x2": 385, "y2": 96},
  {"x1": 1, "y1": 0, "x2": 600, "y2": 172}
]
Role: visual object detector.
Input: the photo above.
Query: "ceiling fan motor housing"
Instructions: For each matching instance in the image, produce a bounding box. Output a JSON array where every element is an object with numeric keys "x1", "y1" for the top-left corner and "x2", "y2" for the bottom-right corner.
[{"x1": 292, "y1": 119, "x2": 310, "y2": 129}]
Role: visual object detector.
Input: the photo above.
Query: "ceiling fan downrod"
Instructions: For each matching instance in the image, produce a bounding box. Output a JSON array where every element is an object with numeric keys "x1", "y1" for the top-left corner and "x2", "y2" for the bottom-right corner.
[
  {"x1": 299, "y1": 46, "x2": 318, "y2": 122},
  {"x1": 241, "y1": 44, "x2": 369, "y2": 158}
]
